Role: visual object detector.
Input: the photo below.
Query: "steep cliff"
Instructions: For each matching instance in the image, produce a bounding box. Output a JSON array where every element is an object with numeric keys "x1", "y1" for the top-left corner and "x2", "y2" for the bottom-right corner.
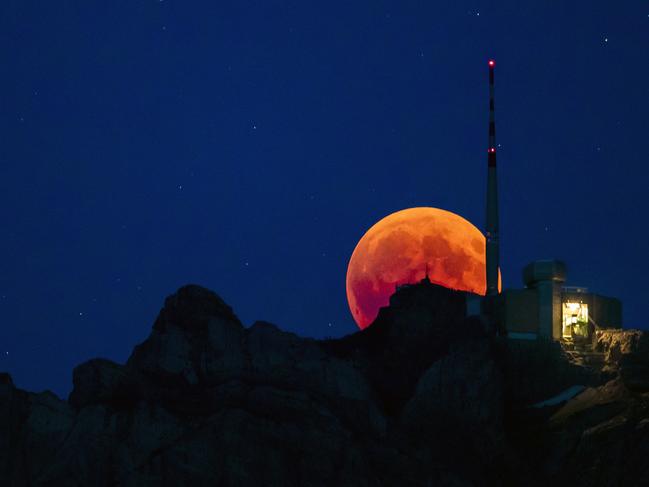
[{"x1": 0, "y1": 284, "x2": 648, "y2": 486}]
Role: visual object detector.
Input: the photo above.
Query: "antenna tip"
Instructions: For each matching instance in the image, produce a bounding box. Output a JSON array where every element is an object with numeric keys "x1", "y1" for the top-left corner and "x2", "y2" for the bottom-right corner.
[{"x1": 488, "y1": 59, "x2": 495, "y2": 67}]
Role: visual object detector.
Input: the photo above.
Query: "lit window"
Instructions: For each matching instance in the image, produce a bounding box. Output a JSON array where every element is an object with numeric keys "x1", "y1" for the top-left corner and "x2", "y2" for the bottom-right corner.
[{"x1": 562, "y1": 301, "x2": 589, "y2": 338}]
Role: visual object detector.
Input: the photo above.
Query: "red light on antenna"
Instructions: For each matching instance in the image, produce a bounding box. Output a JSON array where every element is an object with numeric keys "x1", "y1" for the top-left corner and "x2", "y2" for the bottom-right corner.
[
  {"x1": 488, "y1": 60, "x2": 495, "y2": 67},
  {"x1": 488, "y1": 148, "x2": 496, "y2": 153}
]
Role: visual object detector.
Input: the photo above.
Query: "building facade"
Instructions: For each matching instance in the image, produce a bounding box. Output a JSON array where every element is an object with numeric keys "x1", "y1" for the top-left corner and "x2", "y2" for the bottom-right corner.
[{"x1": 502, "y1": 260, "x2": 622, "y2": 341}]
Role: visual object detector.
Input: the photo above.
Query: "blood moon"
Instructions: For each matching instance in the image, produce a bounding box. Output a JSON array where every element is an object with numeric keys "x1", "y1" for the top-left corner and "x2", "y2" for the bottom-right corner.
[{"x1": 346, "y1": 207, "x2": 499, "y2": 329}]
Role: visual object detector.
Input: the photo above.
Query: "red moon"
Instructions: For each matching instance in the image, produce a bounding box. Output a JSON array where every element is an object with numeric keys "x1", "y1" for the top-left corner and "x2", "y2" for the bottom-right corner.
[{"x1": 346, "y1": 207, "x2": 501, "y2": 329}]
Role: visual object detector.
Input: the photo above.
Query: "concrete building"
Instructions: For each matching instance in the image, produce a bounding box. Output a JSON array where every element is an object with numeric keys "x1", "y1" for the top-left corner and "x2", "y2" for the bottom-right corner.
[
  {"x1": 502, "y1": 260, "x2": 622, "y2": 341},
  {"x1": 478, "y1": 61, "x2": 622, "y2": 342}
]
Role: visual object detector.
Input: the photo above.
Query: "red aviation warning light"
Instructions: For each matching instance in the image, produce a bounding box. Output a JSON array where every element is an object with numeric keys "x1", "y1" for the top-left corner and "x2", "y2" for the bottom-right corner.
[{"x1": 485, "y1": 59, "x2": 500, "y2": 298}]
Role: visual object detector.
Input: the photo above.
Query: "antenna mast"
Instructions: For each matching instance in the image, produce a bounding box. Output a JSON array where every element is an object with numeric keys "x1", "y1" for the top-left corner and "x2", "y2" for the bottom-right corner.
[{"x1": 485, "y1": 59, "x2": 500, "y2": 296}]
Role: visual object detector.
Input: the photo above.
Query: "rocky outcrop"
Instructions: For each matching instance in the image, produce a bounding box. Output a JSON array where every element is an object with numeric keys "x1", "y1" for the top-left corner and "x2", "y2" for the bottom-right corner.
[
  {"x1": 0, "y1": 375, "x2": 74, "y2": 485},
  {"x1": 503, "y1": 338, "x2": 596, "y2": 407},
  {"x1": 1, "y1": 283, "x2": 648, "y2": 486},
  {"x1": 506, "y1": 330, "x2": 649, "y2": 486},
  {"x1": 596, "y1": 329, "x2": 649, "y2": 391},
  {"x1": 515, "y1": 378, "x2": 649, "y2": 486}
]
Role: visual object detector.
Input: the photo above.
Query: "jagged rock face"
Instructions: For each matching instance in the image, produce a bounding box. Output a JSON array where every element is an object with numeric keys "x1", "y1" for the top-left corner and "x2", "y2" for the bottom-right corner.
[
  {"x1": 515, "y1": 379, "x2": 649, "y2": 486},
  {"x1": 0, "y1": 378, "x2": 74, "y2": 485},
  {"x1": 506, "y1": 331, "x2": 649, "y2": 486},
  {"x1": 1, "y1": 283, "x2": 648, "y2": 486},
  {"x1": 596, "y1": 330, "x2": 649, "y2": 391},
  {"x1": 1, "y1": 283, "x2": 507, "y2": 486},
  {"x1": 126, "y1": 285, "x2": 247, "y2": 384},
  {"x1": 503, "y1": 339, "x2": 597, "y2": 407}
]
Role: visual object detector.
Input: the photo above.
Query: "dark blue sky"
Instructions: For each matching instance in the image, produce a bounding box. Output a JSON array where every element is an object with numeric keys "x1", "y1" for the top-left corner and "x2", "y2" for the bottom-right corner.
[{"x1": 1, "y1": 1, "x2": 648, "y2": 397}]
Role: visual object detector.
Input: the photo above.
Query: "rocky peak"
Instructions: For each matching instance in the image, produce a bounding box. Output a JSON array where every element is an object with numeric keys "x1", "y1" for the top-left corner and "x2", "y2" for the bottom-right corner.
[
  {"x1": 0, "y1": 372, "x2": 13, "y2": 386},
  {"x1": 152, "y1": 284, "x2": 241, "y2": 333},
  {"x1": 324, "y1": 281, "x2": 490, "y2": 418},
  {"x1": 123, "y1": 285, "x2": 246, "y2": 386}
]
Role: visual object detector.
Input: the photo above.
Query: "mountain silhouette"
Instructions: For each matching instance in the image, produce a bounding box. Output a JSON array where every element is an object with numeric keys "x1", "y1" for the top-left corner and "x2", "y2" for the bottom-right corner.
[{"x1": 1, "y1": 282, "x2": 649, "y2": 486}]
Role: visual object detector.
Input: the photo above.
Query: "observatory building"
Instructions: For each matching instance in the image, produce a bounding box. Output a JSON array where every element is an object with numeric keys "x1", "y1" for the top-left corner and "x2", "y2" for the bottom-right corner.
[{"x1": 479, "y1": 61, "x2": 622, "y2": 342}]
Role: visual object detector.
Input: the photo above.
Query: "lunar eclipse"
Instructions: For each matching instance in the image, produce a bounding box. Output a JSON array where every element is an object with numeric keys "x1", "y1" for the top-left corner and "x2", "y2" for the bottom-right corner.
[{"x1": 346, "y1": 207, "x2": 501, "y2": 329}]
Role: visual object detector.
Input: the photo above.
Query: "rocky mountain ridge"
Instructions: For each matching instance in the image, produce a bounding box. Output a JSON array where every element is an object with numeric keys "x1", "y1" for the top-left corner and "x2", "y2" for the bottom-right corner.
[{"x1": 1, "y1": 283, "x2": 648, "y2": 486}]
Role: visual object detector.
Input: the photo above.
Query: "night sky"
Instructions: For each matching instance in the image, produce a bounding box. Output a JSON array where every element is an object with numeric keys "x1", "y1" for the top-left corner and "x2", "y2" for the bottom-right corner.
[{"x1": 1, "y1": 1, "x2": 648, "y2": 397}]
